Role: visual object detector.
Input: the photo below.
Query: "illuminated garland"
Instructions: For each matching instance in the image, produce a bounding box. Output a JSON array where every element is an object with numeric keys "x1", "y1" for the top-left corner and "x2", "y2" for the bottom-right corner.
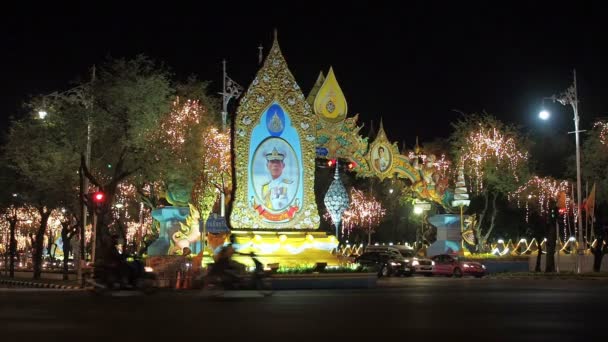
[
  {"x1": 324, "y1": 188, "x2": 386, "y2": 236},
  {"x1": 192, "y1": 126, "x2": 232, "y2": 220},
  {"x1": 510, "y1": 176, "x2": 569, "y2": 214},
  {"x1": 460, "y1": 124, "x2": 528, "y2": 193},
  {"x1": 158, "y1": 96, "x2": 203, "y2": 160},
  {"x1": 595, "y1": 121, "x2": 608, "y2": 145}
]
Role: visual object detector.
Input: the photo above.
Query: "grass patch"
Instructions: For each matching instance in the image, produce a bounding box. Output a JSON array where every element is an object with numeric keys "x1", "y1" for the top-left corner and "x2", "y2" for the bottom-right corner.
[{"x1": 275, "y1": 264, "x2": 370, "y2": 274}]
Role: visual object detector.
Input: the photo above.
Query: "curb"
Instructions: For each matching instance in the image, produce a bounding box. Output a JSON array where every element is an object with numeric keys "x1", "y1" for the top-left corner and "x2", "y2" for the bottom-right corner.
[
  {"x1": 488, "y1": 276, "x2": 608, "y2": 281},
  {"x1": 0, "y1": 278, "x2": 80, "y2": 289}
]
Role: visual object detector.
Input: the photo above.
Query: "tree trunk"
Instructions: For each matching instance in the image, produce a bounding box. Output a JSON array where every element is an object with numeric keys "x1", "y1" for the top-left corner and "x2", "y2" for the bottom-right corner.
[
  {"x1": 475, "y1": 190, "x2": 489, "y2": 252},
  {"x1": 592, "y1": 235, "x2": 605, "y2": 272},
  {"x1": 367, "y1": 229, "x2": 371, "y2": 245},
  {"x1": 481, "y1": 192, "x2": 499, "y2": 250},
  {"x1": 545, "y1": 219, "x2": 556, "y2": 272},
  {"x1": 535, "y1": 241, "x2": 542, "y2": 272},
  {"x1": 61, "y1": 224, "x2": 72, "y2": 281},
  {"x1": 32, "y1": 210, "x2": 51, "y2": 279},
  {"x1": 8, "y1": 219, "x2": 17, "y2": 278}
]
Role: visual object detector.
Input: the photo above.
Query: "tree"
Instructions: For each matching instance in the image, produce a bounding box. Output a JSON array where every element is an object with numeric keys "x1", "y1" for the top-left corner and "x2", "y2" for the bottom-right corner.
[
  {"x1": 3, "y1": 107, "x2": 79, "y2": 279},
  {"x1": 450, "y1": 114, "x2": 530, "y2": 252},
  {"x1": 578, "y1": 121, "x2": 608, "y2": 270},
  {"x1": 326, "y1": 188, "x2": 386, "y2": 244},
  {"x1": 73, "y1": 57, "x2": 219, "y2": 262},
  {"x1": 511, "y1": 176, "x2": 569, "y2": 272}
]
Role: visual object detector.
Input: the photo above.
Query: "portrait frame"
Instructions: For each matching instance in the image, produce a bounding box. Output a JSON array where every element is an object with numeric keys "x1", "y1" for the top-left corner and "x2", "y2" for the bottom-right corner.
[
  {"x1": 229, "y1": 38, "x2": 320, "y2": 229},
  {"x1": 251, "y1": 137, "x2": 300, "y2": 214},
  {"x1": 365, "y1": 120, "x2": 400, "y2": 181}
]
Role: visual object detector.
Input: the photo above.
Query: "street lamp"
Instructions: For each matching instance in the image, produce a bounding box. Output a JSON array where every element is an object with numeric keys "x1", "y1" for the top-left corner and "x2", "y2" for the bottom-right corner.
[
  {"x1": 413, "y1": 200, "x2": 431, "y2": 249},
  {"x1": 538, "y1": 110, "x2": 550, "y2": 121},
  {"x1": 37, "y1": 66, "x2": 95, "y2": 285},
  {"x1": 540, "y1": 69, "x2": 585, "y2": 273}
]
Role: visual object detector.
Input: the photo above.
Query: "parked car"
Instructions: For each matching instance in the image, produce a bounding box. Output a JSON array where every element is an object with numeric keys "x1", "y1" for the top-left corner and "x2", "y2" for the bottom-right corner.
[
  {"x1": 355, "y1": 251, "x2": 414, "y2": 277},
  {"x1": 430, "y1": 254, "x2": 486, "y2": 278},
  {"x1": 365, "y1": 245, "x2": 435, "y2": 275}
]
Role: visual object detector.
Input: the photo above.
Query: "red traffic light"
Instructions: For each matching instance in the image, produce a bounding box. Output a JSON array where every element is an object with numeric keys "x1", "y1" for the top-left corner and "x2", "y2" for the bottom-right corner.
[
  {"x1": 348, "y1": 161, "x2": 356, "y2": 170},
  {"x1": 92, "y1": 191, "x2": 106, "y2": 203},
  {"x1": 327, "y1": 159, "x2": 336, "y2": 167}
]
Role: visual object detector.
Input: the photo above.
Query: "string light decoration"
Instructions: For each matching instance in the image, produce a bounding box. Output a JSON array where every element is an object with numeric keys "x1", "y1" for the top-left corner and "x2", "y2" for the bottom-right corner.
[
  {"x1": 158, "y1": 97, "x2": 203, "y2": 159},
  {"x1": 126, "y1": 213, "x2": 152, "y2": 244},
  {"x1": 459, "y1": 124, "x2": 528, "y2": 193},
  {"x1": 192, "y1": 126, "x2": 232, "y2": 220},
  {"x1": 510, "y1": 176, "x2": 572, "y2": 241},
  {"x1": 324, "y1": 188, "x2": 386, "y2": 242},
  {"x1": 111, "y1": 182, "x2": 138, "y2": 221},
  {"x1": 43, "y1": 209, "x2": 65, "y2": 252},
  {"x1": 510, "y1": 176, "x2": 569, "y2": 215},
  {"x1": 201, "y1": 127, "x2": 232, "y2": 181},
  {"x1": 594, "y1": 121, "x2": 608, "y2": 145}
]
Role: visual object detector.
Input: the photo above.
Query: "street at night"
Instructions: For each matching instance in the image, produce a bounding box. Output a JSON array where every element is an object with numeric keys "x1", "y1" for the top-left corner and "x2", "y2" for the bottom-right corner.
[
  {"x1": 2, "y1": 278, "x2": 606, "y2": 340},
  {"x1": 2, "y1": 4, "x2": 608, "y2": 342}
]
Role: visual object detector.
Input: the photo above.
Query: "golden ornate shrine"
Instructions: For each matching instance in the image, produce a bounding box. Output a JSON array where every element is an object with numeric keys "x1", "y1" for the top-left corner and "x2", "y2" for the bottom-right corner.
[
  {"x1": 225, "y1": 33, "x2": 456, "y2": 267},
  {"x1": 229, "y1": 34, "x2": 339, "y2": 267},
  {"x1": 311, "y1": 68, "x2": 453, "y2": 208}
]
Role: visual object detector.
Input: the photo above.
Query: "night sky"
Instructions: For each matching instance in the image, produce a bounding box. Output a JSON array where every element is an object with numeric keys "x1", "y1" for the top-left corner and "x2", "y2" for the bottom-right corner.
[{"x1": 1, "y1": 2, "x2": 606, "y2": 175}]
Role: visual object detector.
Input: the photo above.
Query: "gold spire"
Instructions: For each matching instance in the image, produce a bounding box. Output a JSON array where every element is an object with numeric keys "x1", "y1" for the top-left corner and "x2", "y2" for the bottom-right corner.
[
  {"x1": 230, "y1": 32, "x2": 319, "y2": 229},
  {"x1": 414, "y1": 136, "x2": 422, "y2": 154},
  {"x1": 306, "y1": 71, "x2": 325, "y2": 106},
  {"x1": 313, "y1": 66, "x2": 347, "y2": 123}
]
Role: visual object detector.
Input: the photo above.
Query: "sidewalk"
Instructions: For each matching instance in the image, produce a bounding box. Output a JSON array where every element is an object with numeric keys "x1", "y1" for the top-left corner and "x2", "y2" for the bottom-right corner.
[{"x1": 0, "y1": 275, "x2": 81, "y2": 289}]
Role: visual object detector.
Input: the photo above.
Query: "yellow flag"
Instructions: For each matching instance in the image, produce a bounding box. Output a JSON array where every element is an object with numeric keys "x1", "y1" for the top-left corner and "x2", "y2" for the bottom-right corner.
[{"x1": 557, "y1": 191, "x2": 567, "y2": 209}]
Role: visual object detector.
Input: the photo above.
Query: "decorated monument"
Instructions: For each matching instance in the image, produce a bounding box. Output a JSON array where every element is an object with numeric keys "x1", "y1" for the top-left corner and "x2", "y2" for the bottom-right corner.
[
  {"x1": 147, "y1": 32, "x2": 471, "y2": 267},
  {"x1": 228, "y1": 34, "x2": 339, "y2": 266}
]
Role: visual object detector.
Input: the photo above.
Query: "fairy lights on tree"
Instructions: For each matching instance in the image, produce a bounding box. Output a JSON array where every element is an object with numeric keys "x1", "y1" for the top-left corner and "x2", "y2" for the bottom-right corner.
[
  {"x1": 451, "y1": 114, "x2": 530, "y2": 251},
  {"x1": 459, "y1": 124, "x2": 529, "y2": 193},
  {"x1": 594, "y1": 121, "x2": 608, "y2": 146},
  {"x1": 510, "y1": 176, "x2": 570, "y2": 220},
  {"x1": 324, "y1": 188, "x2": 386, "y2": 244},
  {"x1": 158, "y1": 96, "x2": 202, "y2": 160},
  {"x1": 192, "y1": 126, "x2": 232, "y2": 221}
]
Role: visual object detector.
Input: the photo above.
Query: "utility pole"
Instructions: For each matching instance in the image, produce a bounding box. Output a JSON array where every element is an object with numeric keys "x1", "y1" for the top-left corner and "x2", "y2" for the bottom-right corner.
[{"x1": 218, "y1": 60, "x2": 242, "y2": 217}]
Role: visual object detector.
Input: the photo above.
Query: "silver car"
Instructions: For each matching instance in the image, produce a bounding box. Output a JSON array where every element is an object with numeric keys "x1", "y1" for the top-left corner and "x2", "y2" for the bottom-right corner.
[{"x1": 365, "y1": 245, "x2": 434, "y2": 275}]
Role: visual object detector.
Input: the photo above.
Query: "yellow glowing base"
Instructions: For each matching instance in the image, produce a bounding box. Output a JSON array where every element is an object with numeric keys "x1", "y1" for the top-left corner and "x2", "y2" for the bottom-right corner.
[{"x1": 213, "y1": 230, "x2": 341, "y2": 268}]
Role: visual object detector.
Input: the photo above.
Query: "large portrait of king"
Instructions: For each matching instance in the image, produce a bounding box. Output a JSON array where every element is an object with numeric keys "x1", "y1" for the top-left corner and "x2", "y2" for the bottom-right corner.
[{"x1": 248, "y1": 103, "x2": 303, "y2": 224}]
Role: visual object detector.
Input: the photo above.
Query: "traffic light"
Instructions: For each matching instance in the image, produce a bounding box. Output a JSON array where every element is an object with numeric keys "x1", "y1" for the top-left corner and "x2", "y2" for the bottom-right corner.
[
  {"x1": 92, "y1": 191, "x2": 105, "y2": 203},
  {"x1": 347, "y1": 161, "x2": 356, "y2": 170},
  {"x1": 85, "y1": 191, "x2": 107, "y2": 214},
  {"x1": 327, "y1": 159, "x2": 336, "y2": 167}
]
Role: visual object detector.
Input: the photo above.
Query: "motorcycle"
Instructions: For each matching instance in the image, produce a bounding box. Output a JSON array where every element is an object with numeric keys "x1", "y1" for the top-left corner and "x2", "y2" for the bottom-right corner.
[
  {"x1": 200, "y1": 253, "x2": 273, "y2": 297},
  {"x1": 86, "y1": 257, "x2": 157, "y2": 295}
]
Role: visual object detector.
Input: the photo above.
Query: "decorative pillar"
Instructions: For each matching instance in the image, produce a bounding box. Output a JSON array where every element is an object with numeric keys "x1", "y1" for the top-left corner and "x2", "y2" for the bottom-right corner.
[{"x1": 324, "y1": 161, "x2": 350, "y2": 242}]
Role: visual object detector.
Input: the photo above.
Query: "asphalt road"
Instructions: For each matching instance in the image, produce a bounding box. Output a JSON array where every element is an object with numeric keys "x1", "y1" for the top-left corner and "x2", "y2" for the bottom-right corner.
[{"x1": 1, "y1": 277, "x2": 606, "y2": 341}]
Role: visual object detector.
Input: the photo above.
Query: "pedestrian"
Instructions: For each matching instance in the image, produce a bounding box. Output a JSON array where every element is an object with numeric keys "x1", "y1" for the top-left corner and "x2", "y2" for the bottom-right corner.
[{"x1": 177, "y1": 247, "x2": 192, "y2": 289}]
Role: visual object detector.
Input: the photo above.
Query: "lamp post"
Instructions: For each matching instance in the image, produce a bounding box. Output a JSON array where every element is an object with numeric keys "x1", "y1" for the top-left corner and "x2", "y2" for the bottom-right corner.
[
  {"x1": 413, "y1": 200, "x2": 431, "y2": 249},
  {"x1": 539, "y1": 69, "x2": 585, "y2": 273},
  {"x1": 38, "y1": 66, "x2": 95, "y2": 285},
  {"x1": 217, "y1": 60, "x2": 242, "y2": 217}
]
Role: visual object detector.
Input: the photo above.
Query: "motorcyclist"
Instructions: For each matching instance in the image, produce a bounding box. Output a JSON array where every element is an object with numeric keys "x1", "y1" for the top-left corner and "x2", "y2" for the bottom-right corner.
[
  {"x1": 101, "y1": 234, "x2": 131, "y2": 288},
  {"x1": 208, "y1": 234, "x2": 242, "y2": 287}
]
